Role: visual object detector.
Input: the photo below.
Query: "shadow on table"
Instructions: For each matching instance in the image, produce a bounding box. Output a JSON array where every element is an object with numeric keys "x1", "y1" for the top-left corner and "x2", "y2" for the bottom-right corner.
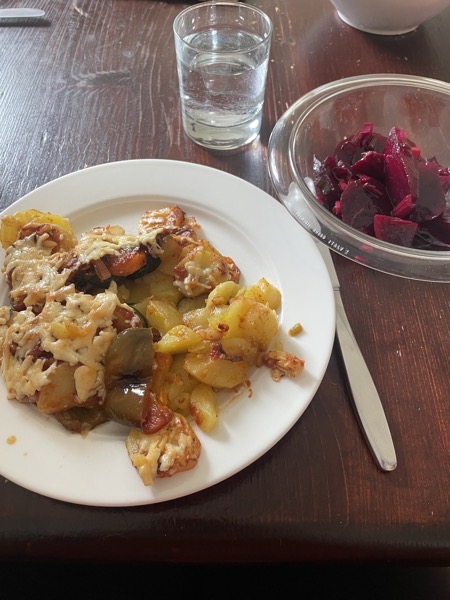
[{"x1": 1, "y1": 563, "x2": 450, "y2": 597}]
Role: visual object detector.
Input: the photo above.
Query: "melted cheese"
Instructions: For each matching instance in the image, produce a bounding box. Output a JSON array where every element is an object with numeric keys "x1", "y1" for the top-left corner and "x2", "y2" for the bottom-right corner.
[
  {"x1": 174, "y1": 241, "x2": 232, "y2": 297},
  {"x1": 74, "y1": 225, "x2": 161, "y2": 265},
  {"x1": 3, "y1": 234, "x2": 67, "y2": 310},
  {"x1": 3, "y1": 223, "x2": 163, "y2": 312},
  {"x1": 0, "y1": 284, "x2": 121, "y2": 402},
  {"x1": 0, "y1": 208, "x2": 233, "y2": 418},
  {"x1": 0, "y1": 220, "x2": 167, "y2": 407}
]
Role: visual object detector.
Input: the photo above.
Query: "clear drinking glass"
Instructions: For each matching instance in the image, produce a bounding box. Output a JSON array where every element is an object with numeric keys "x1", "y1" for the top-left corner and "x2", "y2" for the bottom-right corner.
[{"x1": 173, "y1": 1, "x2": 272, "y2": 151}]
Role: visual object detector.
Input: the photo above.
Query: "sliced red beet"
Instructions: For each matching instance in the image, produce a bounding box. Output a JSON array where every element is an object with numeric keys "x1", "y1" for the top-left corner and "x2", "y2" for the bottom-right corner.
[
  {"x1": 417, "y1": 214, "x2": 450, "y2": 249},
  {"x1": 311, "y1": 123, "x2": 450, "y2": 251},
  {"x1": 334, "y1": 123, "x2": 372, "y2": 167},
  {"x1": 334, "y1": 122, "x2": 387, "y2": 168},
  {"x1": 384, "y1": 127, "x2": 420, "y2": 206},
  {"x1": 368, "y1": 132, "x2": 389, "y2": 154},
  {"x1": 340, "y1": 177, "x2": 392, "y2": 235},
  {"x1": 438, "y1": 167, "x2": 450, "y2": 193},
  {"x1": 392, "y1": 194, "x2": 415, "y2": 218},
  {"x1": 312, "y1": 155, "x2": 347, "y2": 210},
  {"x1": 373, "y1": 215, "x2": 418, "y2": 247},
  {"x1": 333, "y1": 138, "x2": 359, "y2": 169},
  {"x1": 412, "y1": 161, "x2": 446, "y2": 222},
  {"x1": 352, "y1": 151, "x2": 385, "y2": 180}
]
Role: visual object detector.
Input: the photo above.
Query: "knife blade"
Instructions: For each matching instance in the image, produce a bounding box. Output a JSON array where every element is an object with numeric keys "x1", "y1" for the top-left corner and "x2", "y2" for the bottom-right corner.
[
  {"x1": 0, "y1": 9, "x2": 45, "y2": 18},
  {"x1": 317, "y1": 243, "x2": 397, "y2": 471}
]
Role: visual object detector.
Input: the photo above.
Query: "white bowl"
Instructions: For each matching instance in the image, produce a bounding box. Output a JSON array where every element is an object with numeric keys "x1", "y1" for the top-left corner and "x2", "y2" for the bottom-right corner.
[{"x1": 329, "y1": 0, "x2": 450, "y2": 35}]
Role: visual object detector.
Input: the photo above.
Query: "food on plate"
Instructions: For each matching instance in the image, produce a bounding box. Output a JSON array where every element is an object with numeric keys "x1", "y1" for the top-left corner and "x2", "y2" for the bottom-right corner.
[
  {"x1": 312, "y1": 122, "x2": 450, "y2": 250},
  {"x1": 0, "y1": 205, "x2": 305, "y2": 486}
]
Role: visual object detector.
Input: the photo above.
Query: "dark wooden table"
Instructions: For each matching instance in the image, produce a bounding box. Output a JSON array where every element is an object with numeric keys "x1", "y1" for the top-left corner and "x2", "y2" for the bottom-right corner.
[{"x1": 0, "y1": 0, "x2": 449, "y2": 568}]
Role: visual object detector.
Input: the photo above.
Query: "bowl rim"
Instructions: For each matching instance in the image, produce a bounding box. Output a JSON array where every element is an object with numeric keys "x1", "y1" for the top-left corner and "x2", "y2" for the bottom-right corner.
[{"x1": 286, "y1": 73, "x2": 450, "y2": 261}]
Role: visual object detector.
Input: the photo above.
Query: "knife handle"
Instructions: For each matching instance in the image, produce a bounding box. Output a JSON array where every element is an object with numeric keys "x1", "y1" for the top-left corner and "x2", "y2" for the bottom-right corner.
[
  {"x1": 334, "y1": 292, "x2": 397, "y2": 471},
  {"x1": 0, "y1": 9, "x2": 45, "y2": 18}
]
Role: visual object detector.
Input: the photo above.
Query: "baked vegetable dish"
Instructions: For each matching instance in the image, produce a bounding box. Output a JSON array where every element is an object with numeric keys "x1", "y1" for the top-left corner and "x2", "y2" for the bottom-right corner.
[{"x1": 0, "y1": 205, "x2": 304, "y2": 485}]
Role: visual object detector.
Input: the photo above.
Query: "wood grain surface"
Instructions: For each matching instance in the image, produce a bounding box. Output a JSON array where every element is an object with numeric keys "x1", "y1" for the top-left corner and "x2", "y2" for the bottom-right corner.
[{"x1": 0, "y1": 0, "x2": 448, "y2": 565}]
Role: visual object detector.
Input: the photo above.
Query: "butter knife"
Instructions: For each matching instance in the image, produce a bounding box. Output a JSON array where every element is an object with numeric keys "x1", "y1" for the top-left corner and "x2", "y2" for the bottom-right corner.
[
  {"x1": 317, "y1": 244, "x2": 397, "y2": 471},
  {"x1": 0, "y1": 8, "x2": 45, "y2": 18}
]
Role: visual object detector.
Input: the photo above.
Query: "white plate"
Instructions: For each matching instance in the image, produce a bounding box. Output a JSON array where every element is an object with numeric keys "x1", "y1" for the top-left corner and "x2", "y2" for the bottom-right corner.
[{"x1": 0, "y1": 160, "x2": 335, "y2": 507}]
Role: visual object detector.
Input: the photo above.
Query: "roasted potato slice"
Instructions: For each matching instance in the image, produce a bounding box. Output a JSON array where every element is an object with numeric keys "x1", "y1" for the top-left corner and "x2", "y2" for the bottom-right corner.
[
  {"x1": 126, "y1": 413, "x2": 201, "y2": 486},
  {"x1": 184, "y1": 353, "x2": 248, "y2": 389},
  {"x1": 0, "y1": 209, "x2": 77, "y2": 250},
  {"x1": 154, "y1": 324, "x2": 205, "y2": 354},
  {"x1": 146, "y1": 299, "x2": 183, "y2": 335},
  {"x1": 238, "y1": 277, "x2": 282, "y2": 310},
  {"x1": 209, "y1": 296, "x2": 279, "y2": 350},
  {"x1": 190, "y1": 383, "x2": 219, "y2": 432},
  {"x1": 119, "y1": 270, "x2": 182, "y2": 305}
]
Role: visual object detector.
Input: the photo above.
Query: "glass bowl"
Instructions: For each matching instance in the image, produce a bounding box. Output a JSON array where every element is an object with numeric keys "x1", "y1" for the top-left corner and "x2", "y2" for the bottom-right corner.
[{"x1": 268, "y1": 74, "x2": 450, "y2": 283}]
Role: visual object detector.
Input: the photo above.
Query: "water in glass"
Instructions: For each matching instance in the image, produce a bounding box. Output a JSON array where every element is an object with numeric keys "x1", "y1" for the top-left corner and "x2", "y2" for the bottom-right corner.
[{"x1": 177, "y1": 27, "x2": 270, "y2": 150}]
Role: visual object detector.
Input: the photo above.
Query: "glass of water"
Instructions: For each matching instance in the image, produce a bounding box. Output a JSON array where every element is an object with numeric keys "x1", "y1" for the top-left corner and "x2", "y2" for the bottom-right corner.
[{"x1": 173, "y1": 1, "x2": 273, "y2": 151}]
